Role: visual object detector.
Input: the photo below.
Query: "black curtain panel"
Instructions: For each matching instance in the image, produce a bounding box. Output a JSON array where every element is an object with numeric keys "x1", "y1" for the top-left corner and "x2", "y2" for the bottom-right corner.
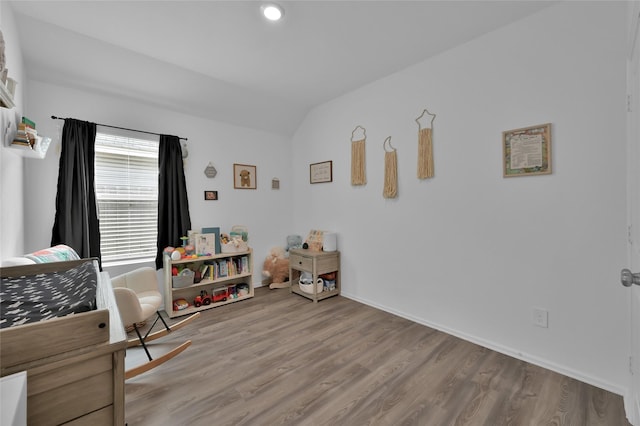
[
  {"x1": 51, "y1": 119, "x2": 101, "y2": 261},
  {"x1": 156, "y1": 135, "x2": 191, "y2": 269}
]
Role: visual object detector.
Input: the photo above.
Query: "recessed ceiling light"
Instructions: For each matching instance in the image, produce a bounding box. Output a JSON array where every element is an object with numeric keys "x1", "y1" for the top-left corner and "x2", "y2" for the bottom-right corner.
[{"x1": 261, "y1": 3, "x2": 284, "y2": 21}]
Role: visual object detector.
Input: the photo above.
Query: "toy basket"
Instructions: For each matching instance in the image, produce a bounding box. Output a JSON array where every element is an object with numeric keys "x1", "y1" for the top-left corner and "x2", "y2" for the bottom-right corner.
[
  {"x1": 230, "y1": 225, "x2": 248, "y2": 242},
  {"x1": 299, "y1": 277, "x2": 324, "y2": 295},
  {"x1": 221, "y1": 236, "x2": 248, "y2": 253},
  {"x1": 172, "y1": 269, "x2": 194, "y2": 288}
]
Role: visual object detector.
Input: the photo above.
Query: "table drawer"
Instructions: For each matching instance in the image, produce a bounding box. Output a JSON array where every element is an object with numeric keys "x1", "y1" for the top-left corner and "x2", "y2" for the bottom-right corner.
[{"x1": 289, "y1": 255, "x2": 312, "y2": 271}]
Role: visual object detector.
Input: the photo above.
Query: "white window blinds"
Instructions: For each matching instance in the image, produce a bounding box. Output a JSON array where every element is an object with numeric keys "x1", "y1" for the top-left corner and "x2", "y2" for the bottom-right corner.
[{"x1": 94, "y1": 132, "x2": 159, "y2": 263}]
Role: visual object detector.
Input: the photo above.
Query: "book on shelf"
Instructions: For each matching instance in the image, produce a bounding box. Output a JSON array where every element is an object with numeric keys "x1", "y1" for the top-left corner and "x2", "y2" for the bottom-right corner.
[
  {"x1": 209, "y1": 262, "x2": 220, "y2": 281},
  {"x1": 218, "y1": 260, "x2": 228, "y2": 278},
  {"x1": 227, "y1": 259, "x2": 238, "y2": 277},
  {"x1": 200, "y1": 264, "x2": 210, "y2": 279},
  {"x1": 18, "y1": 122, "x2": 36, "y2": 133},
  {"x1": 208, "y1": 262, "x2": 219, "y2": 280},
  {"x1": 12, "y1": 136, "x2": 34, "y2": 148},
  {"x1": 21, "y1": 116, "x2": 36, "y2": 129},
  {"x1": 12, "y1": 124, "x2": 37, "y2": 148},
  {"x1": 18, "y1": 123, "x2": 37, "y2": 140}
]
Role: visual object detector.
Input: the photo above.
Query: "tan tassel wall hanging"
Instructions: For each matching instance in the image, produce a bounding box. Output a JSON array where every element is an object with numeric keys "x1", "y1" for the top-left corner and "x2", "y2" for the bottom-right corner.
[
  {"x1": 383, "y1": 136, "x2": 398, "y2": 199},
  {"x1": 416, "y1": 108, "x2": 436, "y2": 179},
  {"x1": 351, "y1": 125, "x2": 367, "y2": 185}
]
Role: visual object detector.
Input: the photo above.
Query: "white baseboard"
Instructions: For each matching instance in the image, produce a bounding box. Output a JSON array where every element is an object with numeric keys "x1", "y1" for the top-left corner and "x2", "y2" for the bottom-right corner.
[{"x1": 341, "y1": 291, "x2": 628, "y2": 398}]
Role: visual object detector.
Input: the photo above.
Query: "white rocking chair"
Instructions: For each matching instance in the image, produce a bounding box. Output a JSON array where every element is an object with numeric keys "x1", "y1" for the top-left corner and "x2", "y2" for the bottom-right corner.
[{"x1": 111, "y1": 267, "x2": 199, "y2": 379}]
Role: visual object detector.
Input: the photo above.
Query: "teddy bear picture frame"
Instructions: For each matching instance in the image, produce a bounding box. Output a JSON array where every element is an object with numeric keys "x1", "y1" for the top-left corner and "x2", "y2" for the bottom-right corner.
[{"x1": 233, "y1": 163, "x2": 257, "y2": 189}]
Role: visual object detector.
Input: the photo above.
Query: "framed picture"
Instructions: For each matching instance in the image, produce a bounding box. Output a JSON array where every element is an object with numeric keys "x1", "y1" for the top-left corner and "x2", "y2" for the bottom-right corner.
[
  {"x1": 503, "y1": 123, "x2": 552, "y2": 177},
  {"x1": 201, "y1": 227, "x2": 221, "y2": 254},
  {"x1": 233, "y1": 163, "x2": 257, "y2": 189},
  {"x1": 310, "y1": 160, "x2": 333, "y2": 184},
  {"x1": 204, "y1": 190, "x2": 218, "y2": 200}
]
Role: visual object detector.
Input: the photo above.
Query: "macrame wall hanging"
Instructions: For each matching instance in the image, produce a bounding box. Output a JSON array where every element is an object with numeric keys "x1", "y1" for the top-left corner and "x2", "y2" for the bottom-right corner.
[
  {"x1": 416, "y1": 108, "x2": 436, "y2": 179},
  {"x1": 383, "y1": 136, "x2": 398, "y2": 199},
  {"x1": 351, "y1": 125, "x2": 367, "y2": 185}
]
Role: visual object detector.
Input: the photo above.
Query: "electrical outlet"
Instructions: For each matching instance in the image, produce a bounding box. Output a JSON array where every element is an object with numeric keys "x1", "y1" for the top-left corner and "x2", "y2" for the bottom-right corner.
[{"x1": 533, "y1": 308, "x2": 548, "y2": 328}]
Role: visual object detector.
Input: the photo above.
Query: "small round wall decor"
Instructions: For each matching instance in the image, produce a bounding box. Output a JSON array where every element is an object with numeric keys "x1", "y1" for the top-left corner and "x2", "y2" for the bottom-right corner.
[{"x1": 204, "y1": 162, "x2": 217, "y2": 178}]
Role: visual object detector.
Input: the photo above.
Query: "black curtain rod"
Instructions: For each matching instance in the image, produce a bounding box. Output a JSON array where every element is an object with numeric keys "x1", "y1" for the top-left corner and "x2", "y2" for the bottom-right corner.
[{"x1": 50, "y1": 116, "x2": 188, "y2": 141}]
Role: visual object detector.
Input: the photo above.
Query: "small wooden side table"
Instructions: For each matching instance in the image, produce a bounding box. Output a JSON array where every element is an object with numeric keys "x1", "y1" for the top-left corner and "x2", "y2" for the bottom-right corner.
[{"x1": 289, "y1": 248, "x2": 340, "y2": 302}]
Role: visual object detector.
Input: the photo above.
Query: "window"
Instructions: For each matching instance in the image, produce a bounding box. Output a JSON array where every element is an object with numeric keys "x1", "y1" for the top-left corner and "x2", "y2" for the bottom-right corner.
[{"x1": 94, "y1": 131, "x2": 159, "y2": 264}]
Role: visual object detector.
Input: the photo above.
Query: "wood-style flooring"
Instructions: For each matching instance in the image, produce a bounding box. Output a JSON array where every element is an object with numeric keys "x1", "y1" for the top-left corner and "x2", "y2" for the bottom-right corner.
[{"x1": 124, "y1": 287, "x2": 630, "y2": 425}]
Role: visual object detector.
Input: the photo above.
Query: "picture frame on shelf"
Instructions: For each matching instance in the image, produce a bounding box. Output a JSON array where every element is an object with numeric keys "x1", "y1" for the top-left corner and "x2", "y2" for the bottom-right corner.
[
  {"x1": 310, "y1": 160, "x2": 333, "y2": 184},
  {"x1": 503, "y1": 123, "x2": 552, "y2": 177},
  {"x1": 233, "y1": 163, "x2": 257, "y2": 189},
  {"x1": 201, "y1": 227, "x2": 221, "y2": 254},
  {"x1": 195, "y1": 233, "x2": 216, "y2": 256}
]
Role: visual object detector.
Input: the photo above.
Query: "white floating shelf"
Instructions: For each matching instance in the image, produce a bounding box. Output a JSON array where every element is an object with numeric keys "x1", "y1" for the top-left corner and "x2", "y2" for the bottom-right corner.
[{"x1": 8, "y1": 136, "x2": 52, "y2": 159}]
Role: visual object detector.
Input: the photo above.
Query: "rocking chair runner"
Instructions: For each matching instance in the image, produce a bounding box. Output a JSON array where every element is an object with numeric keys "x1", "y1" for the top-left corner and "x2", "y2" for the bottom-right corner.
[{"x1": 111, "y1": 267, "x2": 199, "y2": 379}]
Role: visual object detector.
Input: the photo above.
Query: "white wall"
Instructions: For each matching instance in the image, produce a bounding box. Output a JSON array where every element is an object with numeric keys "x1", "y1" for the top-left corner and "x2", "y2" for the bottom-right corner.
[
  {"x1": 22, "y1": 81, "x2": 293, "y2": 284},
  {"x1": 292, "y1": 1, "x2": 630, "y2": 394},
  {"x1": 0, "y1": 2, "x2": 26, "y2": 260}
]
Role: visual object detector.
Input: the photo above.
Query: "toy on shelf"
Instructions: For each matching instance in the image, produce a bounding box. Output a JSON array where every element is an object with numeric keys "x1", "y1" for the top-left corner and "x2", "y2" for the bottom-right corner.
[
  {"x1": 286, "y1": 235, "x2": 303, "y2": 252},
  {"x1": 228, "y1": 285, "x2": 238, "y2": 299},
  {"x1": 164, "y1": 246, "x2": 181, "y2": 261},
  {"x1": 212, "y1": 287, "x2": 228, "y2": 303},
  {"x1": 173, "y1": 298, "x2": 190, "y2": 311},
  {"x1": 237, "y1": 283, "x2": 250, "y2": 297},
  {"x1": 193, "y1": 290, "x2": 212, "y2": 307}
]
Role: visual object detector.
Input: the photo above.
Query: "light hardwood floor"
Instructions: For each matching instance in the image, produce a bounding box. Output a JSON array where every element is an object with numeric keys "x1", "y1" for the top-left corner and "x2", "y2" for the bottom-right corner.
[{"x1": 124, "y1": 287, "x2": 630, "y2": 425}]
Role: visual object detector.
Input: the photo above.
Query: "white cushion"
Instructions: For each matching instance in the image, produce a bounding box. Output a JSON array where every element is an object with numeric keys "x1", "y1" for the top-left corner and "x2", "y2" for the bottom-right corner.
[{"x1": 1, "y1": 257, "x2": 37, "y2": 266}]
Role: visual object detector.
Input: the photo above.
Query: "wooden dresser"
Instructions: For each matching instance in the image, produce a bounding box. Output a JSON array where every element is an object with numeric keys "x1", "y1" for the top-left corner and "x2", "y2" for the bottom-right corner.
[{"x1": 0, "y1": 260, "x2": 127, "y2": 425}]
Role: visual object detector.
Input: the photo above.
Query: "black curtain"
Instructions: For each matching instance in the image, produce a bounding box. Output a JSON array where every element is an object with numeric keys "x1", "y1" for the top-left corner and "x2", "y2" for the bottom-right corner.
[
  {"x1": 51, "y1": 119, "x2": 101, "y2": 261},
  {"x1": 156, "y1": 135, "x2": 191, "y2": 269}
]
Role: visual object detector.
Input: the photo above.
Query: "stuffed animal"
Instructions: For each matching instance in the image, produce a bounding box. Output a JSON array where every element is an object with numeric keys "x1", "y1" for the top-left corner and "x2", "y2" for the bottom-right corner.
[
  {"x1": 239, "y1": 169, "x2": 251, "y2": 187},
  {"x1": 286, "y1": 235, "x2": 303, "y2": 252},
  {"x1": 262, "y1": 246, "x2": 290, "y2": 289}
]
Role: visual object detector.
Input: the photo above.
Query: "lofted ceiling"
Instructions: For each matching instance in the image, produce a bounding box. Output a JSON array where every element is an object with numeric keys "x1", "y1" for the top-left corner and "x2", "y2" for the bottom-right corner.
[{"x1": 8, "y1": 1, "x2": 555, "y2": 137}]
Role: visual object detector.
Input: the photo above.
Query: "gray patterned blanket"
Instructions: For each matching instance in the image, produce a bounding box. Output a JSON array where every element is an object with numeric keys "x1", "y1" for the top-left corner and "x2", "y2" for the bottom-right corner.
[{"x1": 0, "y1": 262, "x2": 98, "y2": 329}]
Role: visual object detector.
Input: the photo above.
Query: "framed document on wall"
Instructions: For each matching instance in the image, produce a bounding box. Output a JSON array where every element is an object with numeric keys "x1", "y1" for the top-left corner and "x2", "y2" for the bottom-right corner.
[
  {"x1": 503, "y1": 123, "x2": 551, "y2": 177},
  {"x1": 310, "y1": 160, "x2": 333, "y2": 184}
]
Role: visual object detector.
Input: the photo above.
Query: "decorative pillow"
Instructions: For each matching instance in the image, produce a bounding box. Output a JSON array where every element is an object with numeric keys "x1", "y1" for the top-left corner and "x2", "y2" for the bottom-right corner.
[{"x1": 24, "y1": 244, "x2": 81, "y2": 264}]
